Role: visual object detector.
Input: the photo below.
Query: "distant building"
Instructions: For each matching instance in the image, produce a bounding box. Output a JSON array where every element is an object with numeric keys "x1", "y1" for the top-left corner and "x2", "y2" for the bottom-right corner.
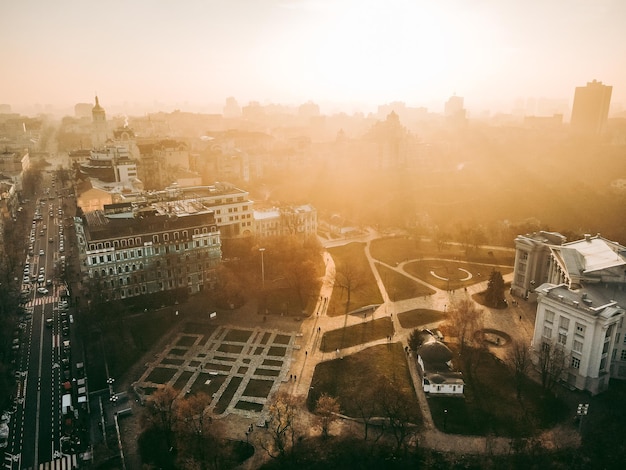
[
  {"x1": 570, "y1": 80, "x2": 612, "y2": 136},
  {"x1": 515, "y1": 233, "x2": 626, "y2": 395},
  {"x1": 223, "y1": 97, "x2": 242, "y2": 119},
  {"x1": 91, "y1": 96, "x2": 109, "y2": 148},
  {"x1": 254, "y1": 204, "x2": 318, "y2": 239},
  {"x1": 444, "y1": 95, "x2": 467, "y2": 127},
  {"x1": 74, "y1": 103, "x2": 92, "y2": 118}
]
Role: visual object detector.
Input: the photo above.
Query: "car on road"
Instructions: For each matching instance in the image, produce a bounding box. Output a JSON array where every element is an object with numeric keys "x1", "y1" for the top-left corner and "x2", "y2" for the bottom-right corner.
[
  {"x1": 37, "y1": 275, "x2": 45, "y2": 283},
  {"x1": 46, "y1": 279, "x2": 52, "y2": 286},
  {"x1": 37, "y1": 287, "x2": 49, "y2": 295},
  {"x1": 39, "y1": 249, "x2": 44, "y2": 256}
]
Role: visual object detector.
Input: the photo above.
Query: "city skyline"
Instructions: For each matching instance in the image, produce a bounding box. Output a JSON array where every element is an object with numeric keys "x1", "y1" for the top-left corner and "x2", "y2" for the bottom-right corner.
[{"x1": 2, "y1": 0, "x2": 626, "y2": 115}]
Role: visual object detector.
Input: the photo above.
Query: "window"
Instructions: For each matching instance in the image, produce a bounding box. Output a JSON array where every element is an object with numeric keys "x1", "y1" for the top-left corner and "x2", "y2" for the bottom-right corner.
[
  {"x1": 571, "y1": 357, "x2": 580, "y2": 369},
  {"x1": 153, "y1": 235, "x2": 159, "y2": 243},
  {"x1": 543, "y1": 326, "x2": 552, "y2": 339},
  {"x1": 573, "y1": 340, "x2": 583, "y2": 353},
  {"x1": 576, "y1": 323, "x2": 586, "y2": 335},
  {"x1": 164, "y1": 233, "x2": 169, "y2": 242},
  {"x1": 545, "y1": 310, "x2": 554, "y2": 323},
  {"x1": 559, "y1": 317, "x2": 570, "y2": 330},
  {"x1": 558, "y1": 333, "x2": 567, "y2": 345},
  {"x1": 621, "y1": 350, "x2": 626, "y2": 361}
]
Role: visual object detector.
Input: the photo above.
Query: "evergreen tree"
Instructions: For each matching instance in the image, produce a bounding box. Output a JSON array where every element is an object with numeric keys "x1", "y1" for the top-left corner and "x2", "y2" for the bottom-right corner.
[{"x1": 485, "y1": 270, "x2": 505, "y2": 307}]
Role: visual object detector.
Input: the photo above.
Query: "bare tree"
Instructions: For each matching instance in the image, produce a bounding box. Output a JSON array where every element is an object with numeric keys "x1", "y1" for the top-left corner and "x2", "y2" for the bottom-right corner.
[
  {"x1": 508, "y1": 341, "x2": 532, "y2": 401},
  {"x1": 334, "y1": 261, "x2": 365, "y2": 314},
  {"x1": 174, "y1": 393, "x2": 221, "y2": 469},
  {"x1": 352, "y1": 387, "x2": 385, "y2": 442},
  {"x1": 284, "y1": 259, "x2": 319, "y2": 311},
  {"x1": 144, "y1": 385, "x2": 178, "y2": 448},
  {"x1": 536, "y1": 340, "x2": 568, "y2": 393},
  {"x1": 376, "y1": 381, "x2": 418, "y2": 454},
  {"x1": 446, "y1": 298, "x2": 484, "y2": 355},
  {"x1": 261, "y1": 393, "x2": 301, "y2": 459},
  {"x1": 314, "y1": 393, "x2": 341, "y2": 439}
]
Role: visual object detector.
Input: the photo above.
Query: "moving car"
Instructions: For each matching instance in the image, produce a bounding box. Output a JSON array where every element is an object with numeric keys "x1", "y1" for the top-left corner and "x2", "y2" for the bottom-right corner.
[{"x1": 37, "y1": 287, "x2": 49, "y2": 295}]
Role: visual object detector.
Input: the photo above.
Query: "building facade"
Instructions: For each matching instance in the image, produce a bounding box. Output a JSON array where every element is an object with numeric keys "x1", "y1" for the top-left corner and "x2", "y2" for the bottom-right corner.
[
  {"x1": 570, "y1": 80, "x2": 612, "y2": 136},
  {"x1": 511, "y1": 231, "x2": 566, "y2": 300},
  {"x1": 75, "y1": 202, "x2": 221, "y2": 301},
  {"x1": 91, "y1": 96, "x2": 109, "y2": 148},
  {"x1": 254, "y1": 204, "x2": 317, "y2": 239},
  {"x1": 520, "y1": 234, "x2": 626, "y2": 394}
]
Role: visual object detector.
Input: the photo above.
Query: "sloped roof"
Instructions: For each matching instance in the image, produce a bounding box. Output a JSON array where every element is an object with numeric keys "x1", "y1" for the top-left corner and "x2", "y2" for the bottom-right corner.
[{"x1": 555, "y1": 236, "x2": 626, "y2": 274}]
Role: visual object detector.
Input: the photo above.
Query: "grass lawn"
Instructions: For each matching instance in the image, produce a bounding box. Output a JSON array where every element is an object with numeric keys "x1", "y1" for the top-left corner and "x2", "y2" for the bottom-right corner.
[
  {"x1": 370, "y1": 237, "x2": 515, "y2": 266},
  {"x1": 403, "y1": 260, "x2": 513, "y2": 291},
  {"x1": 376, "y1": 263, "x2": 435, "y2": 300},
  {"x1": 397, "y1": 309, "x2": 447, "y2": 329},
  {"x1": 146, "y1": 367, "x2": 177, "y2": 384},
  {"x1": 176, "y1": 335, "x2": 197, "y2": 347},
  {"x1": 223, "y1": 329, "x2": 253, "y2": 343},
  {"x1": 215, "y1": 376, "x2": 242, "y2": 414},
  {"x1": 243, "y1": 378, "x2": 274, "y2": 398},
  {"x1": 320, "y1": 317, "x2": 394, "y2": 352},
  {"x1": 307, "y1": 343, "x2": 420, "y2": 421},
  {"x1": 327, "y1": 243, "x2": 383, "y2": 317},
  {"x1": 428, "y1": 346, "x2": 569, "y2": 437}
]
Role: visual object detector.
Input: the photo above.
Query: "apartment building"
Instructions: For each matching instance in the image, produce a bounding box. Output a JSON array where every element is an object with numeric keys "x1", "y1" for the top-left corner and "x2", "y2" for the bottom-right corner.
[{"x1": 75, "y1": 200, "x2": 221, "y2": 301}]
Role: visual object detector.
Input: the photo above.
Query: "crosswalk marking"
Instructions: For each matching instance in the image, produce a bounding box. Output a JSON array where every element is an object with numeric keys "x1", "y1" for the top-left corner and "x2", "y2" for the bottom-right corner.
[{"x1": 37, "y1": 454, "x2": 78, "y2": 469}]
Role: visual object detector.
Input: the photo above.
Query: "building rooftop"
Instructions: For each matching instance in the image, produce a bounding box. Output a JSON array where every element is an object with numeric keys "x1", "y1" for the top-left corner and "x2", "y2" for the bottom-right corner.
[
  {"x1": 552, "y1": 235, "x2": 626, "y2": 275},
  {"x1": 537, "y1": 282, "x2": 626, "y2": 318}
]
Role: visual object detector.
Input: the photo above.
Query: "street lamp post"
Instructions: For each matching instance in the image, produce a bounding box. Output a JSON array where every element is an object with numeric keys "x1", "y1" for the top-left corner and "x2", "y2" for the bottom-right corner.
[
  {"x1": 259, "y1": 248, "x2": 266, "y2": 289},
  {"x1": 444, "y1": 409, "x2": 448, "y2": 431},
  {"x1": 577, "y1": 403, "x2": 589, "y2": 433}
]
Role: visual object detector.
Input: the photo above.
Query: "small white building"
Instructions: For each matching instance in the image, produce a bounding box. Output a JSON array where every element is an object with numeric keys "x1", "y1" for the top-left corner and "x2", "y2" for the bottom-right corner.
[{"x1": 416, "y1": 331, "x2": 464, "y2": 396}]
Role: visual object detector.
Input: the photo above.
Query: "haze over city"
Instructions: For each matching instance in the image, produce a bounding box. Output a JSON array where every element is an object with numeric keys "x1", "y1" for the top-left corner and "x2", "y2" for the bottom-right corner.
[{"x1": 3, "y1": 0, "x2": 626, "y2": 115}]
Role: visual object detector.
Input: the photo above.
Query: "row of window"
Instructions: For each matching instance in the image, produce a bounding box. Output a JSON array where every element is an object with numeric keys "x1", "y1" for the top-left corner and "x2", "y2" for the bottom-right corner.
[
  {"x1": 89, "y1": 238, "x2": 219, "y2": 265},
  {"x1": 87, "y1": 227, "x2": 217, "y2": 251},
  {"x1": 96, "y1": 271, "x2": 208, "y2": 287}
]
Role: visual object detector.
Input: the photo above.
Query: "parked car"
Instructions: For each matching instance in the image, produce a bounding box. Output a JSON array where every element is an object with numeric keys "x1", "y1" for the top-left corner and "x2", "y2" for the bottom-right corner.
[{"x1": 37, "y1": 287, "x2": 49, "y2": 295}]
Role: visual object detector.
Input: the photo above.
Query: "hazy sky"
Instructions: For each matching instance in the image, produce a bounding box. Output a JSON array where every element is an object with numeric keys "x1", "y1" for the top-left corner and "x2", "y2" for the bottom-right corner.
[{"x1": 2, "y1": 0, "x2": 625, "y2": 114}]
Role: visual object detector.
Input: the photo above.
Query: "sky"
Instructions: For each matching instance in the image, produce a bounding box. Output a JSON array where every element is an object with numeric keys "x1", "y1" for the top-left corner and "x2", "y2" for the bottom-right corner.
[{"x1": 2, "y1": 0, "x2": 626, "y2": 115}]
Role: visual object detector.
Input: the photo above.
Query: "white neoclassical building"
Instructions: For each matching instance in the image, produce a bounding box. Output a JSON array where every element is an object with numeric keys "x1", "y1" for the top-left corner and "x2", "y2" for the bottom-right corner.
[{"x1": 517, "y1": 233, "x2": 626, "y2": 394}]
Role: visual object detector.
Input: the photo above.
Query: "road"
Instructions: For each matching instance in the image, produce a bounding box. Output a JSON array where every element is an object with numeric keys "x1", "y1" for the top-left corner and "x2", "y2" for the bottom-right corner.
[{"x1": 6, "y1": 172, "x2": 77, "y2": 469}]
